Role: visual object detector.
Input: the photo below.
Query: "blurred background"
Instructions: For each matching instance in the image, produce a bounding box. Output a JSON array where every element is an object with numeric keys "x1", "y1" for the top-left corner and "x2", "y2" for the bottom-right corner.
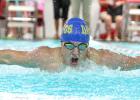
[{"x1": 0, "y1": 0, "x2": 140, "y2": 42}]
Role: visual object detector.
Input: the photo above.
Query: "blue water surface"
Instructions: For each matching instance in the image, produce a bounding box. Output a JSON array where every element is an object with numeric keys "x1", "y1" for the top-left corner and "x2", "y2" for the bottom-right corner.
[{"x1": 0, "y1": 39, "x2": 140, "y2": 100}]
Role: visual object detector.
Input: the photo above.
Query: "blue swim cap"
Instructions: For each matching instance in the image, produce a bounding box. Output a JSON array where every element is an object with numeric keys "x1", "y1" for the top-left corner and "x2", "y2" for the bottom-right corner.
[{"x1": 60, "y1": 17, "x2": 90, "y2": 43}]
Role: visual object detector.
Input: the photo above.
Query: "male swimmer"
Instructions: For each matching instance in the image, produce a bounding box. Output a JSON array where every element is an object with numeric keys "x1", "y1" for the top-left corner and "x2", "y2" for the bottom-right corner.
[{"x1": 0, "y1": 17, "x2": 140, "y2": 71}]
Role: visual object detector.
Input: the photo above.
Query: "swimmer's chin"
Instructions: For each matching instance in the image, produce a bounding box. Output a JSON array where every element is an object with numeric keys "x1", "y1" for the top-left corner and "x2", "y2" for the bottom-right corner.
[{"x1": 70, "y1": 62, "x2": 78, "y2": 67}]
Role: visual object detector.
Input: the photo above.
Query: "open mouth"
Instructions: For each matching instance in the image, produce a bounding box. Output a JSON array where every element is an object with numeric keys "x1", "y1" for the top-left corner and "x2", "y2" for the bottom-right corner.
[{"x1": 71, "y1": 57, "x2": 79, "y2": 66}]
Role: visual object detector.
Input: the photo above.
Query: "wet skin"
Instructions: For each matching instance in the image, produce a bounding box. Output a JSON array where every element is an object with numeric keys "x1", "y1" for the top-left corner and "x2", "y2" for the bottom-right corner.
[{"x1": 0, "y1": 42, "x2": 140, "y2": 71}]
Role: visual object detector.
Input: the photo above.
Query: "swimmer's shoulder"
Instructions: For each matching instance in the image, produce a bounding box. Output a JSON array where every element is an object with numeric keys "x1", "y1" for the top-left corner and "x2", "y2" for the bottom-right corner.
[
  {"x1": 37, "y1": 46, "x2": 51, "y2": 50},
  {"x1": 36, "y1": 46, "x2": 60, "y2": 51},
  {"x1": 87, "y1": 47, "x2": 104, "y2": 58},
  {"x1": 88, "y1": 47, "x2": 98, "y2": 54},
  {"x1": 32, "y1": 46, "x2": 61, "y2": 55},
  {"x1": 88, "y1": 47, "x2": 109, "y2": 54}
]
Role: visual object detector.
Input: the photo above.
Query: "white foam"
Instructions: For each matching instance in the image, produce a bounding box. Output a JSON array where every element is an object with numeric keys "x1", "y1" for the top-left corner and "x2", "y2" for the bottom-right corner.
[
  {"x1": 0, "y1": 65, "x2": 40, "y2": 75},
  {"x1": 0, "y1": 92, "x2": 135, "y2": 100}
]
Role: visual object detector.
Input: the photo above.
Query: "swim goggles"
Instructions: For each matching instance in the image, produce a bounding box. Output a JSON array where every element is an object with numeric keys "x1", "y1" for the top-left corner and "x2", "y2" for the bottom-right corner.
[{"x1": 64, "y1": 42, "x2": 88, "y2": 50}]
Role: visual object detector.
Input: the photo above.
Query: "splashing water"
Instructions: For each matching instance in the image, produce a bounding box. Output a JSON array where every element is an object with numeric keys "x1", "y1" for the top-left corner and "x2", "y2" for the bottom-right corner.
[{"x1": 0, "y1": 40, "x2": 140, "y2": 100}]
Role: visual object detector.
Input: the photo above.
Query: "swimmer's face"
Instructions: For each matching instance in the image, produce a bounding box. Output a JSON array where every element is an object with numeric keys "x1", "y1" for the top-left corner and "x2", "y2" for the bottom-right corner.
[{"x1": 61, "y1": 42, "x2": 88, "y2": 67}]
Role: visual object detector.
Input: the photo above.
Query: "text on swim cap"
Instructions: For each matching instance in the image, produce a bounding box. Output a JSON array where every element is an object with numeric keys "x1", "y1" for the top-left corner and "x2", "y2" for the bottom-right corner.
[
  {"x1": 63, "y1": 24, "x2": 89, "y2": 34},
  {"x1": 63, "y1": 25, "x2": 73, "y2": 33}
]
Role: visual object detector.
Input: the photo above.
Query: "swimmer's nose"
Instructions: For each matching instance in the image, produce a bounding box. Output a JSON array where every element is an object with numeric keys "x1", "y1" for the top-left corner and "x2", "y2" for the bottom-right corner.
[{"x1": 72, "y1": 48, "x2": 79, "y2": 57}]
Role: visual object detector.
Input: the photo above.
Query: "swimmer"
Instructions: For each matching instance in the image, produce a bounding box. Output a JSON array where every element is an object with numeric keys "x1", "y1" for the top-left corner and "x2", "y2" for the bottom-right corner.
[{"x1": 0, "y1": 17, "x2": 140, "y2": 71}]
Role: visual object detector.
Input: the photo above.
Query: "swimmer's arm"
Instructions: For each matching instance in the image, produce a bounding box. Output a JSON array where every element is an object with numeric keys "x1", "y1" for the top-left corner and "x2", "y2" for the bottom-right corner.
[
  {"x1": 0, "y1": 49, "x2": 38, "y2": 68},
  {"x1": 88, "y1": 48, "x2": 140, "y2": 70}
]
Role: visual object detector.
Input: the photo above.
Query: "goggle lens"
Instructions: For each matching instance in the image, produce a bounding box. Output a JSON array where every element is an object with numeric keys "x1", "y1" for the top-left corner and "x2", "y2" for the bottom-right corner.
[
  {"x1": 78, "y1": 43, "x2": 88, "y2": 50},
  {"x1": 64, "y1": 43, "x2": 88, "y2": 50},
  {"x1": 64, "y1": 43, "x2": 75, "y2": 50}
]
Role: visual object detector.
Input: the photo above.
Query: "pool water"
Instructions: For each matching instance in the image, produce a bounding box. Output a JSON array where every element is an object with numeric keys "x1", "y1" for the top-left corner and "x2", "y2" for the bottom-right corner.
[{"x1": 0, "y1": 39, "x2": 140, "y2": 100}]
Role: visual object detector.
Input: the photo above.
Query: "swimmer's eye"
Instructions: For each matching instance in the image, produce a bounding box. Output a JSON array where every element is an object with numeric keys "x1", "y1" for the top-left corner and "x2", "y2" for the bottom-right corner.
[
  {"x1": 64, "y1": 42, "x2": 88, "y2": 50},
  {"x1": 78, "y1": 43, "x2": 88, "y2": 50},
  {"x1": 64, "y1": 43, "x2": 75, "y2": 50}
]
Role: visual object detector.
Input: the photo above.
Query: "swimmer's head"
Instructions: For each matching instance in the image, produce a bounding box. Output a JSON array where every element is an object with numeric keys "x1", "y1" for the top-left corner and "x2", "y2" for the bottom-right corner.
[
  {"x1": 61, "y1": 18, "x2": 89, "y2": 66},
  {"x1": 60, "y1": 17, "x2": 90, "y2": 43}
]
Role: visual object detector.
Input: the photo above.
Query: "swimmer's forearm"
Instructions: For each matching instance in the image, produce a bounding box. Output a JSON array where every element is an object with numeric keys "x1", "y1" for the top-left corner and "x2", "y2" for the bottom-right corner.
[
  {"x1": 105, "y1": 51, "x2": 139, "y2": 70},
  {"x1": 115, "y1": 56, "x2": 140, "y2": 70},
  {"x1": 105, "y1": 53, "x2": 139, "y2": 70},
  {"x1": 118, "y1": 56, "x2": 138, "y2": 70},
  {"x1": 91, "y1": 49, "x2": 140, "y2": 70},
  {"x1": 0, "y1": 49, "x2": 37, "y2": 68},
  {"x1": 132, "y1": 56, "x2": 140, "y2": 70}
]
